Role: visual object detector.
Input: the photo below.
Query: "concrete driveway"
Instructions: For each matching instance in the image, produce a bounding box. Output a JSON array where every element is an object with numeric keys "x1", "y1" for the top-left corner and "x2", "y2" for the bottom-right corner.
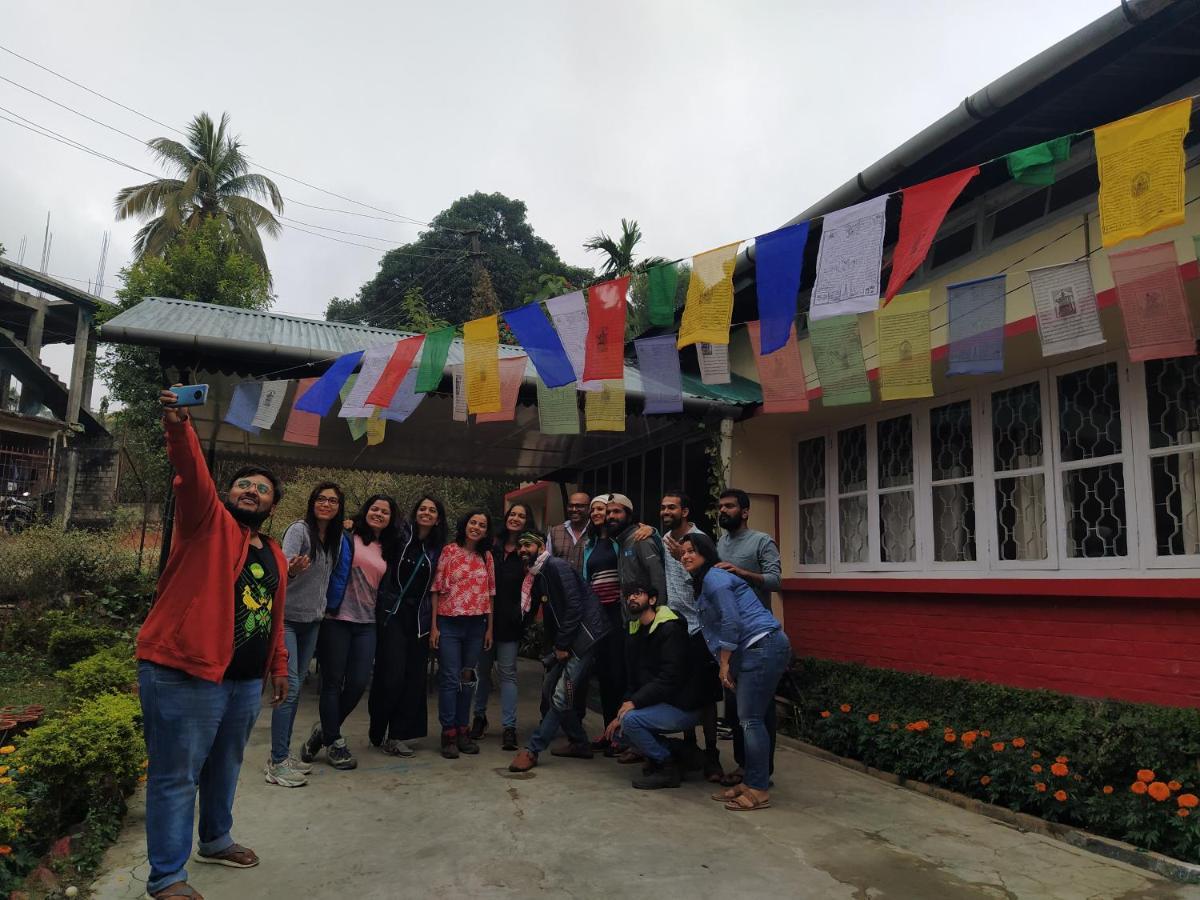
[{"x1": 92, "y1": 661, "x2": 1197, "y2": 900}]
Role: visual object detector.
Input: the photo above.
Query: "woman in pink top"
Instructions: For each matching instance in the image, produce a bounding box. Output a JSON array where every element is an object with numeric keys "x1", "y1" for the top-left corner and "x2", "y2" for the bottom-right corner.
[{"x1": 431, "y1": 508, "x2": 495, "y2": 758}]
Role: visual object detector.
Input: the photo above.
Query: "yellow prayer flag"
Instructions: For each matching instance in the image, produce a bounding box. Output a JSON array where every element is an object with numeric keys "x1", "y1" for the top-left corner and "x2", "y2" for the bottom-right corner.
[
  {"x1": 366, "y1": 408, "x2": 386, "y2": 446},
  {"x1": 584, "y1": 380, "x2": 626, "y2": 432},
  {"x1": 876, "y1": 290, "x2": 933, "y2": 401},
  {"x1": 1095, "y1": 98, "x2": 1192, "y2": 248},
  {"x1": 463, "y1": 315, "x2": 501, "y2": 414},
  {"x1": 677, "y1": 241, "x2": 741, "y2": 349}
]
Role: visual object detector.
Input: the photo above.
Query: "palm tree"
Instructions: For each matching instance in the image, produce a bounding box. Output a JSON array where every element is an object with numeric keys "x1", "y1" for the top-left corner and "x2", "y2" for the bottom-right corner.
[
  {"x1": 114, "y1": 112, "x2": 283, "y2": 277},
  {"x1": 586, "y1": 218, "x2": 667, "y2": 278}
]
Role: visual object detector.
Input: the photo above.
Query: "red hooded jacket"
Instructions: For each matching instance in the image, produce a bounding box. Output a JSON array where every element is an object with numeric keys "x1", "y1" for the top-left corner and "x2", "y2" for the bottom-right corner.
[{"x1": 136, "y1": 416, "x2": 289, "y2": 682}]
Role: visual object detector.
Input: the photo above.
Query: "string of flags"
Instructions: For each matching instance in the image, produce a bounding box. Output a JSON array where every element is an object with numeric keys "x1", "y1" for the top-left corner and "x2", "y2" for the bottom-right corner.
[{"x1": 223, "y1": 97, "x2": 1200, "y2": 446}]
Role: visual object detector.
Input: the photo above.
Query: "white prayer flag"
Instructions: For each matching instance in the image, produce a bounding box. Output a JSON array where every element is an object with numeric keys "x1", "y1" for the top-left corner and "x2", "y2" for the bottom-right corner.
[
  {"x1": 545, "y1": 291, "x2": 602, "y2": 391},
  {"x1": 251, "y1": 380, "x2": 289, "y2": 429},
  {"x1": 697, "y1": 342, "x2": 731, "y2": 384},
  {"x1": 810, "y1": 194, "x2": 888, "y2": 321},
  {"x1": 337, "y1": 344, "x2": 393, "y2": 418},
  {"x1": 1028, "y1": 260, "x2": 1105, "y2": 357},
  {"x1": 451, "y1": 364, "x2": 467, "y2": 422}
]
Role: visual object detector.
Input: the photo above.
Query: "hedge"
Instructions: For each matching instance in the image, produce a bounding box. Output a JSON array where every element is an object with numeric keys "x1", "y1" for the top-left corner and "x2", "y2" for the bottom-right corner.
[{"x1": 60, "y1": 644, "x2": 138, "y2": 703}]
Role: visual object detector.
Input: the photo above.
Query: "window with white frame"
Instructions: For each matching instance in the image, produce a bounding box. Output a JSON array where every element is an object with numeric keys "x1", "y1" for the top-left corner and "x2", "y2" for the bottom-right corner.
[
  {"x1": 1143, "y1": 355, "x2": 1200, "y2": 558},
  {"x1": 796, "y1": 436, "x2": 827, "y2": 566},
  {"x1": 990, "y1": 380, "x2": 1050, "y2": 562},
  {"x1": 837, "y1": 425, "x2": 869, "y2": 564},
  {"x1": 930, "y1": 399, "x2": 976, "y2": 562},
  {"x1": 877, "y1": 414, "x2": 916, "y2": 563}
]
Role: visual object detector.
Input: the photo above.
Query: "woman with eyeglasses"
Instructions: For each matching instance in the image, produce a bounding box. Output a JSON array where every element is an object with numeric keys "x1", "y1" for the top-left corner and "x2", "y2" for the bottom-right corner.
[
  {"x1": 302, "y1": 493, "x2": 400, "y2": 771},
  {"x1": 267, "y1": 481, "x2": 345, "y2": 788}
]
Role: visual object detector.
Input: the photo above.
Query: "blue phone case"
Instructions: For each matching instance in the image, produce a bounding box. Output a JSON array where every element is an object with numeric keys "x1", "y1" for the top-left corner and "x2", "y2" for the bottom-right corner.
[{"x1": 171, "y1": 384, "x2": 209, "y2": 407}]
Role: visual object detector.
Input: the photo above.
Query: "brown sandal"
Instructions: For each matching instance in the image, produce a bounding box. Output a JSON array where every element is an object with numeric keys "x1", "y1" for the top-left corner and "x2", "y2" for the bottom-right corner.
[
  {"x1": 710, "y1": 785, "x2": 746, "y2": 802},
  {"x1": 725, "y1": 791, "x2": 771, "y2": 812},
  {"x1": 193, "y1": 843, "x2": 259, "y2": 868},
  {"x1": 145, "y1": 882, "x2": 204, "y2": 899}
]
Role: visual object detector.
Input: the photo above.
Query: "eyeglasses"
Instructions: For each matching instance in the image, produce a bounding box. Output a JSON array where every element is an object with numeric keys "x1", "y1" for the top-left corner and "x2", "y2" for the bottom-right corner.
[
  {"x1": 566, "y1": 503, "x2": 588, "y2": 509},
  {"x1": 314, "y1": 497, "x2": 339, "y2": 506},
  {"x1": 235, "y1": 479, "x2": 272, "y2": 496}
]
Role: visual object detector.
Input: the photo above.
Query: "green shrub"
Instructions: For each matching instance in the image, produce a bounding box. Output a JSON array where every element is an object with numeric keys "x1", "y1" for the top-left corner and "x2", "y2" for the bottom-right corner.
[
  {"x1": 47, "y1": 623, "x2": 120, "y2": 670},
  {"x1": 785, "y1": 658, "x2": 1200, "y2": 863},
  {"x1": 0, "y1": 526, "x2": 137, "y2": 603},
  {"x1": 60, "y1": 645, "x2": 137, "y2": 702}
]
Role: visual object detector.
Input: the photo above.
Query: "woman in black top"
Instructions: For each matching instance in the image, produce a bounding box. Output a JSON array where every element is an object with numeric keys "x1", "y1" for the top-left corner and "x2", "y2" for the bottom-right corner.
[
  {"x1": 368, "y1": 494, "x2": 447, "y2": 756},
  {"x1": 470, "y1": 502, "x2": 539, "y2": 750}
]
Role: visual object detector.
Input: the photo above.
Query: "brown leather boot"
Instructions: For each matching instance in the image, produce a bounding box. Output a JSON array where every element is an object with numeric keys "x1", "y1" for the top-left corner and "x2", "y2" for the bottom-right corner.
[
  {"x1": 441, "y1": 729, "x2": 459, "y2": 759},
  {"x1": 508, "y1": 749, "x2": 538, "y2": 772}
]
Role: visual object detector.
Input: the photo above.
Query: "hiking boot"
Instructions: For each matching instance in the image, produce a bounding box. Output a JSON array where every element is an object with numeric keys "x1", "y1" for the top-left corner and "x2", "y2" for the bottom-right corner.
[
  {"x1": 550, "y1": 742, "x2": 594, "y2": 759},
  {"x1": 469, "y1": 714, "x2": 488, "y2": 740},
  {"x1": 327, "y1": 739, "x2": 357, "y2": 770},
  {"x1": 287, "y1": 755, "x2": 314, "y2": 775},
  {"x1": 380, "y1": 739, "x2": 415, "y2": 757},
  {"x1": 456, "y1": 729, "x2": 480, "y2": 755},
  {"x1": 264, "y1": 758, "x2": 308, "y2": 788},
  {"x1": 617, "y1": 749, "x2": 644, "y2": 765},
  {"x1": 300, "y1": 723, "x2": 323, "y2": 764},
  {"x1": 633, "y1": 759, "x2": 682, "y2": 790},
  {"x1": 441, "y1": 729, "x2": 460, "y2": 759},
  {"x1": 501, "y1": 727, "x2": 518, "y2": 751},
  {"x1": 509, "y1": 749, "x2": 538, "y2": 772},
  {"x1": 703, "y1": 747, "x2": 725, "y2": 783}
]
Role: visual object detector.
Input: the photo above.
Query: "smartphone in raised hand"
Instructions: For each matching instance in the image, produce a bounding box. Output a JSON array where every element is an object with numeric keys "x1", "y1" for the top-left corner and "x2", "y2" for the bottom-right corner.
[{"x1": 167, "y1": 384, "x2": 209, "y2": 407}]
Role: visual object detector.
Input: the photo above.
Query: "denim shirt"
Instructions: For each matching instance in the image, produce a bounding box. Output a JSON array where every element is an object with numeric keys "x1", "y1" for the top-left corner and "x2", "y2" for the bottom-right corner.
[{"x1": 696, "y1": 567, "x2": 781, "y2": 658}]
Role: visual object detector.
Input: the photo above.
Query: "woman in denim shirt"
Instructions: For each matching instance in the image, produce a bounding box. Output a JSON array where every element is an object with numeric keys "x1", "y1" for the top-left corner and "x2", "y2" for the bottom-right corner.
[{"x1": 679, "y1": 532, "x2": 791, "y2": 812}]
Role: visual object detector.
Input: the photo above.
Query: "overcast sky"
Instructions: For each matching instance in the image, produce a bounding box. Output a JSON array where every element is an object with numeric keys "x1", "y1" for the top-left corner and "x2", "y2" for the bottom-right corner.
[{"x1": 1, "y1": 0, "x2": 1114, "y2": 389}]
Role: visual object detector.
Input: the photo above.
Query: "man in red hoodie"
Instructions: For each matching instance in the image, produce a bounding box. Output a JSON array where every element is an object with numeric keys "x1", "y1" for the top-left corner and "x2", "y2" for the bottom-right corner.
[{"x1": 138, "y1": 386, "x2": 291, "y2": 900}]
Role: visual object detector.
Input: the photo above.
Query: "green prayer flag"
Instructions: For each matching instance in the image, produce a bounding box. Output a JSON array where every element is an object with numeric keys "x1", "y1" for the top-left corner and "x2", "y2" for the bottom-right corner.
[
  {"x1": 647, "y1": 262, "x2": 680, "y2": 328},
  {"x1": 809, "y1": 315, "x2": 871, "y2": 407},
  {"x1": 415, "y1": 327, "x2": 455, "y2": 393},
  {"x1": 535, "y1": 379, "x2": 580, "y2": 435},
  {"x1": 338, "y1": 375, "x2": 368, "y2": 441},
  {"x1": 1005, "y1": 136, "x2": 1072, "y2": 186}
]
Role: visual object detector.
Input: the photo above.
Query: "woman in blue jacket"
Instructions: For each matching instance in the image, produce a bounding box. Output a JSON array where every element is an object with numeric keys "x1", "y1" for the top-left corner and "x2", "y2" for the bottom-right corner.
[
  {"x1": 679, "y1": 532, "x2": 791, "y2": 812},
  {"x1": 368, "y1": 494, "x2": 446, "y2": 756}
]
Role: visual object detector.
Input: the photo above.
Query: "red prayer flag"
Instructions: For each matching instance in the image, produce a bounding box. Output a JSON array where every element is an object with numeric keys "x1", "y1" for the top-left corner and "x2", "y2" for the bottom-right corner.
[
  {"x1": 1109, "y1": 242, "x2": 1197, "y2": 362},
  {"x1": 746, "y1": 321, "x2": 810, "y2": 414},
  {"x1": 884, "y1": 166, "x2": 980, "y2": 303},
  {"x1": 582, "y1": 276, "x2": 629, "y2": 381},
  {"x1": 282, "y1": 378, "x2": 322, "y2": 447},
  {"x1": 365, "y1": 335, "x2": 425, "y2": 407}
]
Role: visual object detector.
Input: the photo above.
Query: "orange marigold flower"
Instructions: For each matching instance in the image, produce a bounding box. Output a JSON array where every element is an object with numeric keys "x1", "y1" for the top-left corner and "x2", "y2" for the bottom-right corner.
[
  {"x1": 1168, "y1": 780, "x2": 1182, "y2": 792},
  {"x1": 1131, "y1": 781, "x2": 1148, "y2": 795},
  {"x1": 0, "y1": 777, "x2": 11, "y2": 785},
  {"x1": 1054, "y1": 790, "x2": 1068, "y2": 802},
  {"x1": 945, "y1": 769, "x2": 955, "y2": 777},
  {"x1": 1056, "y1": 755, "x2": 1068, "y2": 764},
  {"x1": 992, "y1": 742, "x2": 1006, "y2": 752},
  {"x1": 962, "y1": 730, "x2": 979, "y2": 743},
  {"x1": 1035, "y1": 782, "x2": 1047, "y2": 793},
  {"x1": 867, "y1": 713, "x2": 880, "y2": 723},
  {"x1": 1030, "y1": 751, "x2": 1041, "y2": 759},
  {"x1": 820, "y1": 711, "x2": 831, "y2": 718},
  {"x1": 0, "y1": 747, "x2": 13, "y2": 755},
  {"x1": 981, "y1": 730, "x2": 991, "y2": 738},
  {"x1": 0, "y1": 845, "x2": 10, "y2": 856},
  {"x1": 1177, "y1": 794, "x2": 1199, "y2": 809},
  {"x1": 1050, "y1": 763, "x2": 1069, "y2": 777},
  {"x1": 1136, "y1": 769, "x2": 1156, "y2": 784},
  {"x1": 944, "y1": 732, "x2": 957, "y2": 743},
  {"x1": 1179, "y1": 809, "x2": 1191, "y2": 818},
  {"x1": 1031, "y1": 764, "x2": 1043, "y2": 774},
  {"x1": 1103, "y1": 785, "x2": 1114, "y2": 795},
  {"x1": 1012, "y1": 737, "x2": 1026, "y2": 749},
  {"x1": 906, "y1": 720, "x2": 930, "y2": 733},
  {"x1": 980, "y1": 775, "x2": 991, "y2": 786},
  {"x1": 840, "y1": 704, "x2": 851, "y2": 713}
]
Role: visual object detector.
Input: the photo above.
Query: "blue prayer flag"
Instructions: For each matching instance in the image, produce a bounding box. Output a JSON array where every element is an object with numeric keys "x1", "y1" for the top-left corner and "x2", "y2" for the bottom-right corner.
[
  {"x1": 635, "y1": 334, "x2": 683, "y2": 415},
  {"x1": 947, "y1": 274, "x2": 1006, "y2": 376},
  {"x1": 294, "y1": 351, "x2": 364, "y2": 415},
  {"x1": 502, "y1": 303, "x2": 577, "y2": 388},
  {"x1": 224, "y1": 382, "x2": 262, "y2": 433},
  {"x1": 755, "y1": 221, "x2": 809, "y2": 355}
]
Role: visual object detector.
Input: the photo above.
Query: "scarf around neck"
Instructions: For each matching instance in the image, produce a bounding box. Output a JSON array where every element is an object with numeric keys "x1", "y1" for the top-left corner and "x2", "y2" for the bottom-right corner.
[{"x1": 520, "y1": 550, "x2": 550, "y2": 614}]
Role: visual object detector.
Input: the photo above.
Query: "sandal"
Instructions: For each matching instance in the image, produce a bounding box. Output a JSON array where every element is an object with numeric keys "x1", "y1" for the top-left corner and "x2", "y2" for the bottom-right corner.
[
  {"x1": 725, "y1": 791, "x2": 771, "y2": 812},
  {"x1": 710, "y1": 785, "x2": 746, "y2": 802},
  {"x1": 145, "y1": 883, "x2": 203, "y2": 899},
  {"x1": 193, "y1": 843, "x2": 259, "y2": 868},
  {"x1": 719, "y1": 768, "x2": 744, "y2": 787}
]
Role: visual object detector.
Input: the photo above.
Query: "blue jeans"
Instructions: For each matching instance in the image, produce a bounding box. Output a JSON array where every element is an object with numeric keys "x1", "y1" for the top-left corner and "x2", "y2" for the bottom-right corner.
[
  {"x1": 138, "y1": 662, "x2": 262, "y2": 895},
  {"x1": 734, "y1": 629, "x2": 791, "y2": 791},
  {"x1": 270, "y1": 619, "x2": 322, "y2": 763},
  {"x1": 528, "y1": 652, "x2": 593, "y2": 754},
  {"x1": 620, "y1": 703, "x2": 700, "y2": 763},
  {"x1": 436, "y1": 614, "x2": 487, "y2": 730},
  {"x1": 317, "y1": 619, "x2": 376, "y2": 745},
  {"x1": 474, "y1": 640, "x2": 519, "y2": 728}
]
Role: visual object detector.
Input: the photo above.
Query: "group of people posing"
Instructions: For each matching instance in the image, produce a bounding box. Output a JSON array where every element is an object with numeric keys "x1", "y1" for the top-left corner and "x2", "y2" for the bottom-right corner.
[{"x1": 135, "y1": 386, "x2": 791, "y2": 900}]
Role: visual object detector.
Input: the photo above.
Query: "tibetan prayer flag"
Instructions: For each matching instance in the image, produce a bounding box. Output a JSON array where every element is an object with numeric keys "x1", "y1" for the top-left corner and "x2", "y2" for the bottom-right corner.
[
  {"x1": 366, "y1": 336, "x2": 425, "y2": 407},
  {"x1": 677, "y1": 241, "x2": 741, "y2": 348},
  {"x1": 634, "y1": 335, "x2": 683, "y2": 415},
  {"x1": 283, "y1": 378, "x2": 322, "y2": 446},
  {"x1": 536, "y1": 380, "x2": 580, "y2": 435},
  {"x1": 476, "y1": 356, "x2": 527, "y2": 423},
  {"x1": 1095, "y1": 98, "x2": 1191, "y2": 248},
  {"x1": 947, "y1": 274, "x2": 1006, "y2": 375},
  {"x1": 582, "y1": 277, "x2": 629, "y2": 381},
  {"x1": 1027, "y1": 260, "x2": 1105, "y2": 356},
  {"x1": 756, "y1": 221, "x2": 810, "y2": 355},
  {"x1": 295, "y1": 351, "x2": 363, "y2": 415},
  {"x1": 223, "y1": 382, "x2": 261, "y2": 434},
  {"x1": 415, "y1": 327, "x2": 455, "y2": 393},
  {"x1": 451, "y1": 365, "x2": 467, "y2": 422},
  {"x1": 546, "y1": 290, "x2": 600, "y2": 390},
  {"x1": 366, "y1": 409, "x2": 386, "y2": 446},
  {"x1": 584, "y1": 381, "x2": 626, "y2": 432},
  {"x1": 810, "y1": 195, "x2": 888, "y2": 321},
  {"x1": 340, "y1": 344, "x2": 390, "y2": 416},
  {"x1": 1109, "y1": 242, "x2": 1196, "y2": 361},
  {"x1": 647, "y1": 262, "x2": 680, "y2": 327},
  {"x1": 746, "y1": 321, "x2": 809, "y2": 414},
  {"x1": 251, "y1": 380, "x2": 288, "y2": 429},
  {"x1": 463, "y1": 315, "x2": 501, "y2": 414},
  {"x1": 339, "y1": 375, "x2": 368, "y2": 440},
  {"x1": 345, "y1": 415, "x2": 367, "y2": 442},
  {"x1": 876, "y1": 290, "x2": 933, "y2": 401},
  {"x1": 502, "y1": 303, "x2": 575, "y2": 388},
  {"x1": 379, "y1": 363, "x2": 426, "y2": 423},
  {"x1": 885, "y1": 166, "x2": 979, "y2": 302},
  {"x1": 1006, "y1": 136, "x2": 1072, "y2": 186},
  {"x1": 697, "y1": 342, "x2": 730, "y2": 385},
  {"x1": 809, "y1": 315, "x2": 871, "y2": 406}
]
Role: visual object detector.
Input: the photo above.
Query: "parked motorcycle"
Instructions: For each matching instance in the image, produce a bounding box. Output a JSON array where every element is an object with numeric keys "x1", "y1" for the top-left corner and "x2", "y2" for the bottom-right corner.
[{"x1": 0, "y1": 491, "x2": 34, "y2": 533}]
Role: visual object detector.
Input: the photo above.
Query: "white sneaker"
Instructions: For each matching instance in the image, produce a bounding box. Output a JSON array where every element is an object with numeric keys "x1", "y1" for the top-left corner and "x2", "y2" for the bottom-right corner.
[
  {"x1": 265, "y1": 758, "x2": 308, "y2": 787},
  {"x1": 285, "y1": 755, "x2": 314, "y2": 775},
  {"x1": 380, "y1": 739, "x2": 415, "y2": 757}
]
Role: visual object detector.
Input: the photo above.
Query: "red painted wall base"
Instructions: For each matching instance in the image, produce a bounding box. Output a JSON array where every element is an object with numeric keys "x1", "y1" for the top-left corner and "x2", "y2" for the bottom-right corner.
[{"x1": 781, "y1": 589, "x2": 1200, "y2": 708}]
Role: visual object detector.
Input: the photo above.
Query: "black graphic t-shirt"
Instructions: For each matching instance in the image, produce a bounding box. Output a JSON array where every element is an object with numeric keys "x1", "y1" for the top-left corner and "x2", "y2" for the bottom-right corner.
[{"x1": 225, "y1": 542, "x2": 279, "y2": 680}]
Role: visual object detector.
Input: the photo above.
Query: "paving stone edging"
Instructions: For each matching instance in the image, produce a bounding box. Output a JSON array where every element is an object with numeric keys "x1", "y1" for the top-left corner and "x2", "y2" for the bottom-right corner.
[{"x1": 779, "y1": 735, "x2": 1200, "y2": 884}]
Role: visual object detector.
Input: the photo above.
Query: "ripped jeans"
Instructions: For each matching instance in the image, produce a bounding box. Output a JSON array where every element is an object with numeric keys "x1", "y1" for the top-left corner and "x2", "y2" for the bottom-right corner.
[{"x1": 435, "y1": 614, "x2": 487, "y2": 731}]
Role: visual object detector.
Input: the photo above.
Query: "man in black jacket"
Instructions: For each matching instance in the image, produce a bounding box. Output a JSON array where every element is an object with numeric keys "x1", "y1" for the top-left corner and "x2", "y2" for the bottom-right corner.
[
  {"x1": 603, "y1": 583, "x2": 701, "y2": 789},
  {"x1": 510, "y1": 533, "x2": 611, "y2": 772}
]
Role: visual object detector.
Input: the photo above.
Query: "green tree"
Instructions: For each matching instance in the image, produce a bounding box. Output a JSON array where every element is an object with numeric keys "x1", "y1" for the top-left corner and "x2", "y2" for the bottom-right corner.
[
  {"x1": 328, "y1": 192, "x2": 592, "y2": 328},
  {"x1": 584, "y1": 218, "x2": 671, "y2": 340},
  {"x1": 98, "y1": 218, "x2": 272, "y2": 499},
  {"x1": 114, "y1": 112, "x2": 283, "y2": 279}
]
